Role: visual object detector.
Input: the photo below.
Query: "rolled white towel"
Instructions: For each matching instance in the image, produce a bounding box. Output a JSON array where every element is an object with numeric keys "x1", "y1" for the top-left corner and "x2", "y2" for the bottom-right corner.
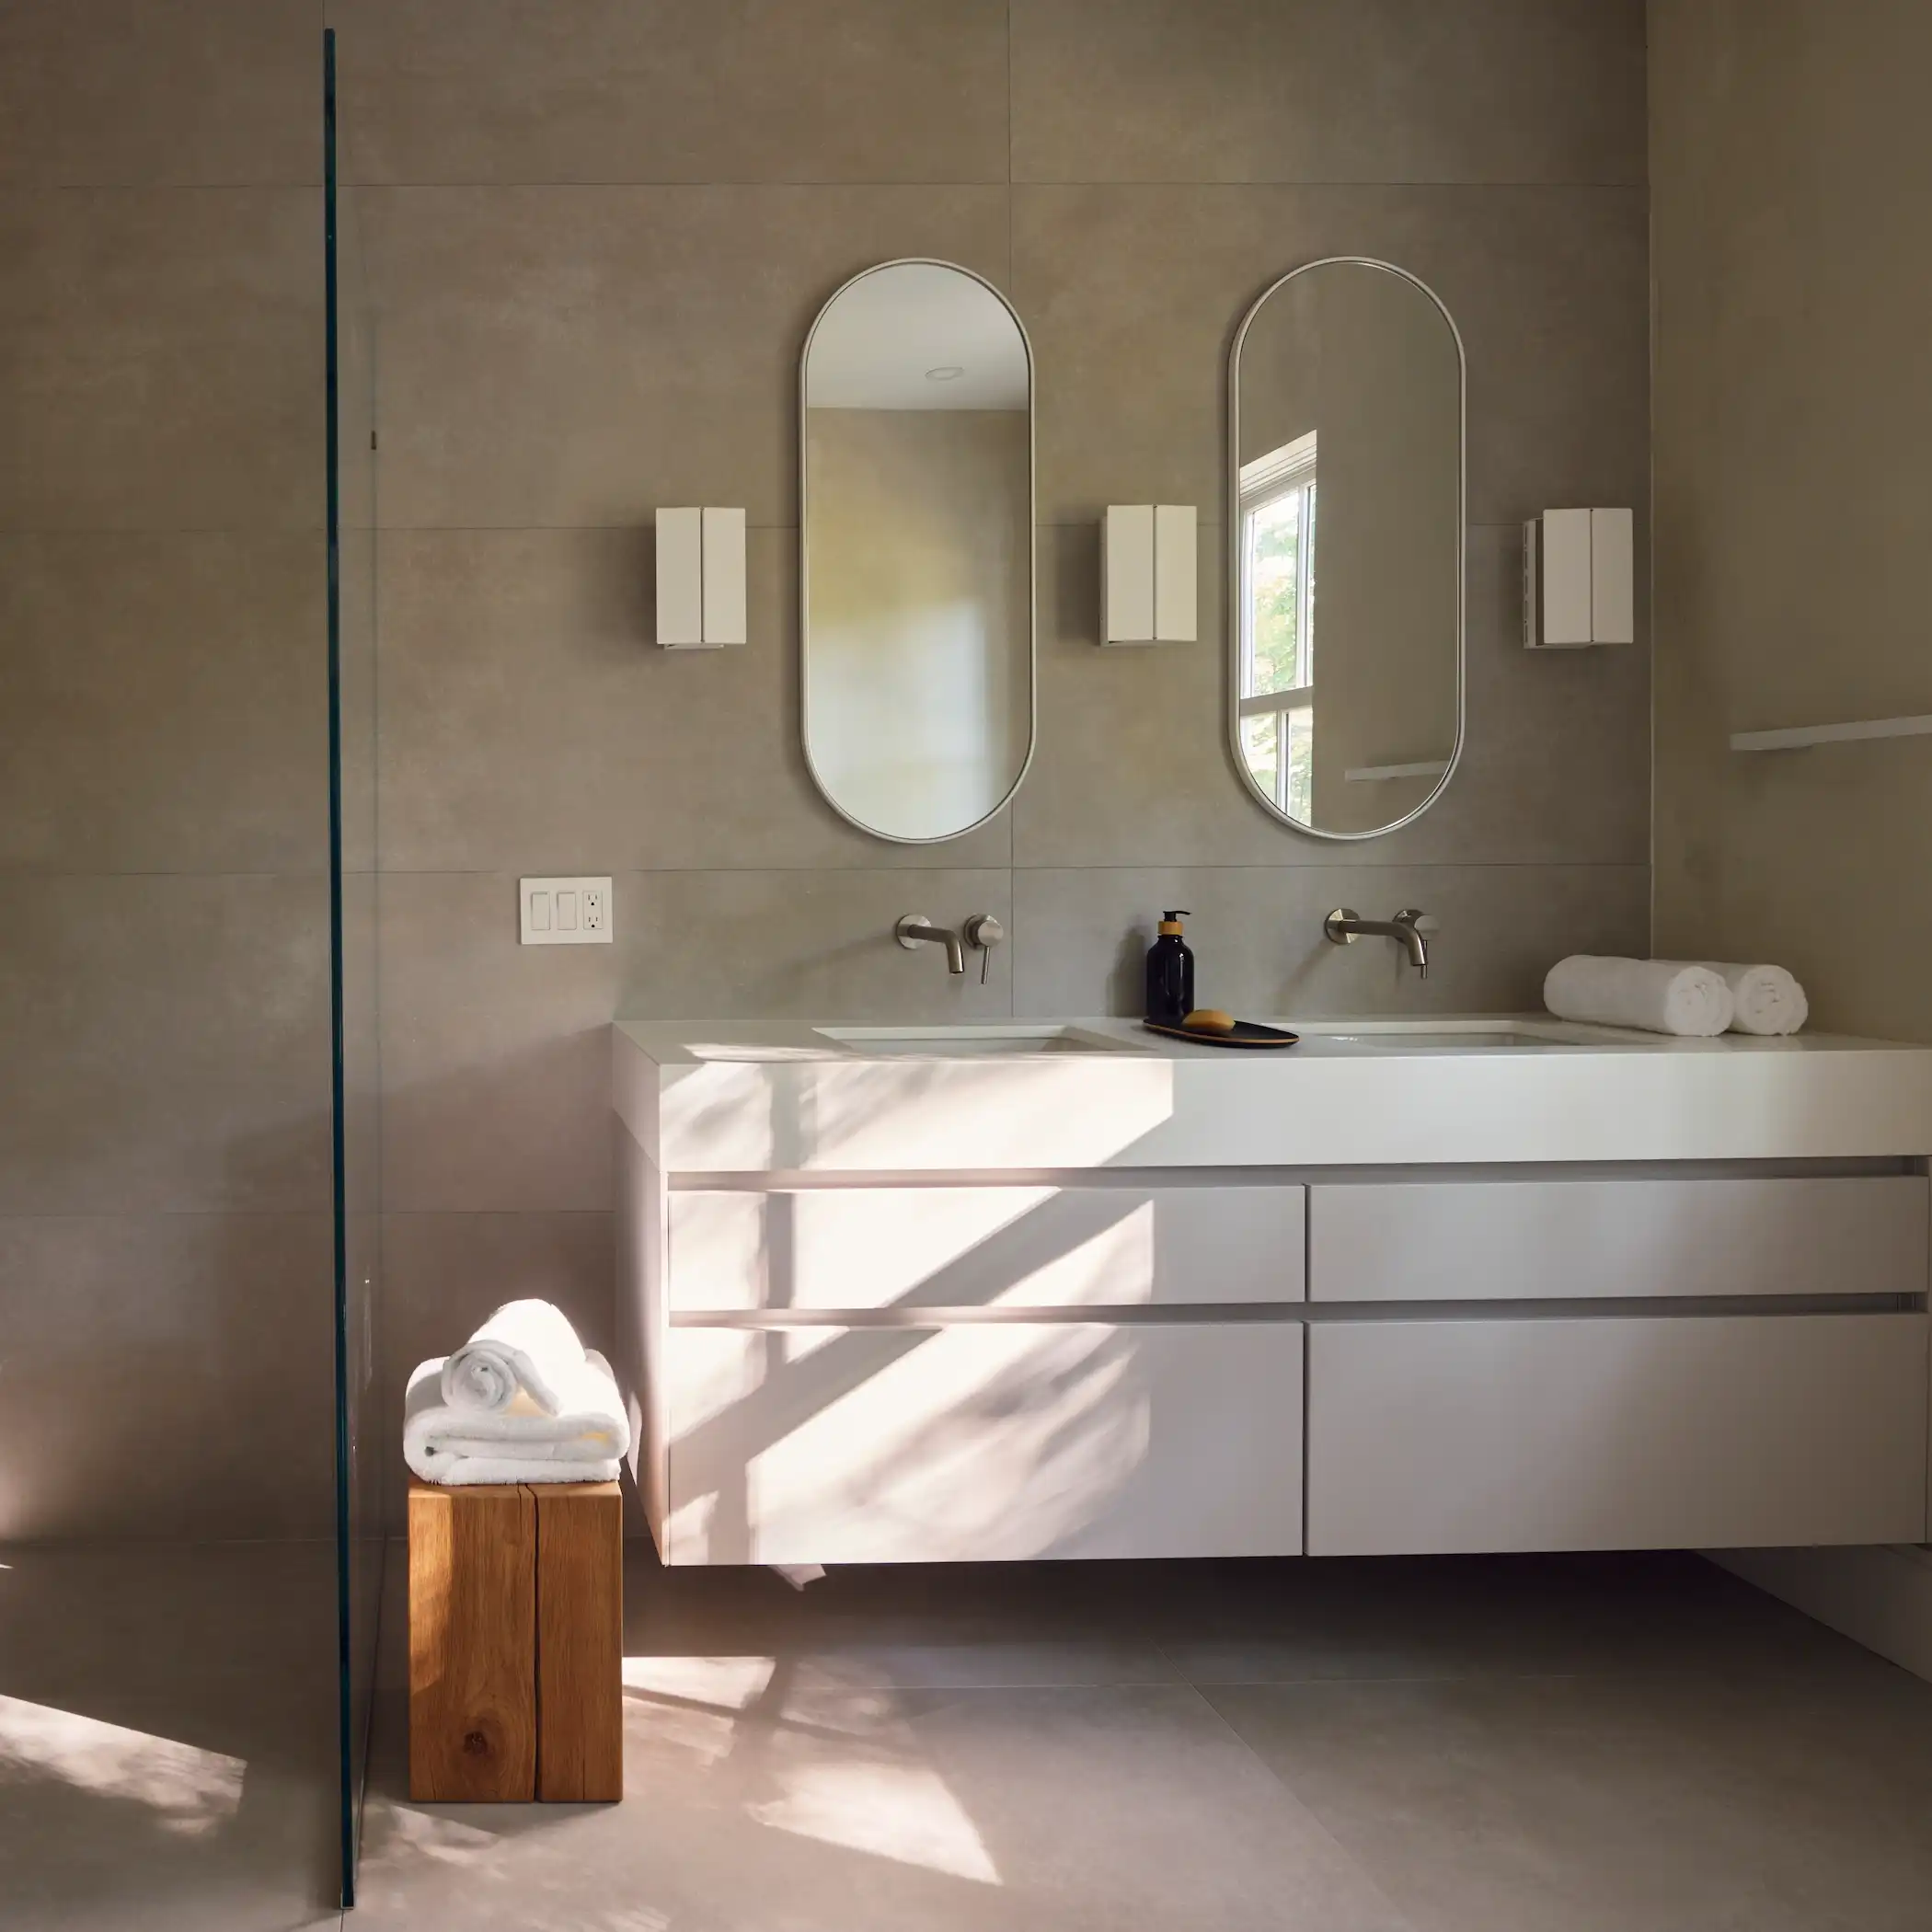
[
  {"x1": 1543, "y1": 955, "x2": 1735, "y2": 1037},
  {"x1": 439, "y1": 1298, "x2": 588, "y2": 1416},
  {"x1": 1699, "y1": 961, "x2": 1808, "y2": 1037},
  {"x1": 405, "y1": 1350, "x2": 629, "y2": 1487}
]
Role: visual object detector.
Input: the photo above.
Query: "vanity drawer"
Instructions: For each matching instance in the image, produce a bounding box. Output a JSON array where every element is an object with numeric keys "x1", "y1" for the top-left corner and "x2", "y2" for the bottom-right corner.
[
  {"x1": 1308, "y1": 1176, "x2": 1927, "y2": 1303},
  {"x1": 667, "y1": 1183, "x2": 1305, "y2": 1313},
  {"x1": 660, "y1": 1320, "x2": 1304, "y2": 1565},
  {"x1": 1306, "y1": 1314, "x2": 1929, "y2": 1556}
]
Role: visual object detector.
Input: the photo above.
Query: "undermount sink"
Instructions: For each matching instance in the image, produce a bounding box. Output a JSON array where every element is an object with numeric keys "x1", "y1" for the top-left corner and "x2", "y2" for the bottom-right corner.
[
  {"x1": 1296, "y1": 1019, "x2": 1631, "y2": 1051},
  {"x1": 815, "y1": 1024, "x2": 1141, "y2": 1058}
]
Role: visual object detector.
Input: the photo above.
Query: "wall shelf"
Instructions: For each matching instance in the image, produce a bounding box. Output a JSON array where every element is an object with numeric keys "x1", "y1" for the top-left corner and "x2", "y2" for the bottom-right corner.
[
  {"x1": 1731, "y1": 715, "x2": 1932, "y2": 753},
  {"x1": 1343, "y1": 760, "x2": 1450, "y2": 783}
]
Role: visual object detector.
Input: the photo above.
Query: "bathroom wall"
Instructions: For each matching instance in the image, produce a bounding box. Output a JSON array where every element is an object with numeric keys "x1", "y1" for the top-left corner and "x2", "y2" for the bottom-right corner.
[
  {"x1": 341, "y1": 0, "x2": 1652, "y2": 1454},
  {"x1": 0, "y1": 3, "x2": 336, "y2": 1537},
  {"x1": 1650, "y1": 0, "x2": 1932, "y2": 1671}
]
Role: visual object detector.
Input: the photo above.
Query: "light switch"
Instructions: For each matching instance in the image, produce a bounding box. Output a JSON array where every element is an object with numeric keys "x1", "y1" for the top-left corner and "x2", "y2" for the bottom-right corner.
[
  {"x1": 521, "y1": 877, "x2": 613, "y2": 945},
  {"x1": 1590, "y1": 507, "x2": 1634, "y2": 645},
  {"x1": 701, "y1": 507, "x2": 746, "y2": 646}
]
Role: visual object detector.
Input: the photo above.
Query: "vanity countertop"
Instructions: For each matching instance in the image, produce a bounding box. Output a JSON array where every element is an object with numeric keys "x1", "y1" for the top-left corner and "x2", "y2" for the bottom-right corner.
[{"x1": 613, "y1": 1017, "x2": 1932, "y2": 1173}]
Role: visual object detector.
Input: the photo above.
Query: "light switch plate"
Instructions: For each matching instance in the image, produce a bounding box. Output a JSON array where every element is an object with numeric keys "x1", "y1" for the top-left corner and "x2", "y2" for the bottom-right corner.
[{"x1": 520, "y1": 876, "x2": 613, "y2": 945}]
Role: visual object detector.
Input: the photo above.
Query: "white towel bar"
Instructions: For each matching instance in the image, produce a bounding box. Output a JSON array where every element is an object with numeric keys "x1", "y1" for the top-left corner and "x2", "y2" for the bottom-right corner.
[{"x1": 1731, "y1": 715, "x2": 1932, "y2": 752}]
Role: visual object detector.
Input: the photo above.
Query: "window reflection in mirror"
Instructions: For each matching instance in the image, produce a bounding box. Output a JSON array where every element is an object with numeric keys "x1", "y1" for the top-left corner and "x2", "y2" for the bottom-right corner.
[{"x1": 1228, "y1": 259, "x2": 1463, "y2": 839}]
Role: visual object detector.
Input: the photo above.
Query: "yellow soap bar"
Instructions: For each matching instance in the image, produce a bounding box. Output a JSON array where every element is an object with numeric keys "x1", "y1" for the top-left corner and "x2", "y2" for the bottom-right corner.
[{"x1": 1183, "y1": 1008, "x2": 1236, "y2": 1034}]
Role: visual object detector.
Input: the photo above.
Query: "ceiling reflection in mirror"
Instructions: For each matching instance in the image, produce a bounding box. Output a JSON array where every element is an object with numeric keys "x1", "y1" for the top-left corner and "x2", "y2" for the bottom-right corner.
[
  {"x1": 800, "y1": 261, "x2": 1034, "y2": 844},
  {"x1": 1229, "y1": 259, "x2": 1464, "y2": 838}
]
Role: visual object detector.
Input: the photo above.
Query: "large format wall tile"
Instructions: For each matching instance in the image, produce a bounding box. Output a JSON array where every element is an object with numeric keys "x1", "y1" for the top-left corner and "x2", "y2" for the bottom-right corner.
[
  {"x1": 0, "y1": 534, "x2": 326, "y2": 872},
  {"x1": 375, "y1": 527, "x2": 1011, "y2": 873},
  {"x1": 1011, "y1": 863, "x2": 1650, "y2": 1018},
  {"x1": 1011, "y1": 0, "x2": 1646, "y2": 188},
  {"x1": 1012, "y1": 183, "x2": 1649, "y2": 529},
  {"x1": 0, "y1": 876, "x2": 332, "y2": 1214},
  {"x1": 361, "y1": 186, "x2": 1011, "y2": 528},
  {"x1": 0, "y1": 0, "x2": 319, "y2": 188},
  {"x1": 0, "y1": 1212, "x2": 335, "y2": 1537},
  {"x1": 0, "y1": 190, "x2": 321, "y2": 532},
  {"x1": 1018, "y1": 525, "x2": 1649, "y2": 871},
  {"x1": 381, "y1": 868, "x2": 1015, "y2": 1211},
  {"x1": 333, "y1": 0, "x2": 1009, "y2": 187}
]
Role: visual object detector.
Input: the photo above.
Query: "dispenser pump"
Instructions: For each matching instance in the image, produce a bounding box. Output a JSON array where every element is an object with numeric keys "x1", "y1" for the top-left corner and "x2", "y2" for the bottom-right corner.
[{"x1": 1144, "y1": 910, "x2": 1196, "y2": 1026}]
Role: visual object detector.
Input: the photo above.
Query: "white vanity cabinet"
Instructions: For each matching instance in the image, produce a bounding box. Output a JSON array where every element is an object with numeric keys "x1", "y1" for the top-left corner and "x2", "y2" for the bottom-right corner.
[{"x1": 615, "y1": 1020, "x2": 1932, "y2": 1569}]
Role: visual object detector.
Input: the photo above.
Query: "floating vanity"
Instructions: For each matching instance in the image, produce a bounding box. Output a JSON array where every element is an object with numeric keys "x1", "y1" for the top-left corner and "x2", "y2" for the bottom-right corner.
[{"x1": 613, "y1": 1018, "x2": 1932, "y2": 1567}]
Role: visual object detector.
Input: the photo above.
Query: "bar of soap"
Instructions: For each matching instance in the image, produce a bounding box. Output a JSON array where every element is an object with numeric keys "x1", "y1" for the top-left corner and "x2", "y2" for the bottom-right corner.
[{"x1": 1183, "y1": 1008, "x2": 1236, "y2": 1034}]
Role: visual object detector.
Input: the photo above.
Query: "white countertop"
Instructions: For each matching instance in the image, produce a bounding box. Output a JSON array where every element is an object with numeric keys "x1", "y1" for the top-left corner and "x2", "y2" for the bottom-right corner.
[{"x1": 613, "y1": 1017, "x2": 1932, "y2": 1172}]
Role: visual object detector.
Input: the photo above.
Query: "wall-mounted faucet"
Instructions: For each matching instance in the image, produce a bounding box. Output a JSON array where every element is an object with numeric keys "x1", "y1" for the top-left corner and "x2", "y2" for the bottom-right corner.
[
  {"x1": 895, "y1": 913, "x2": 1005, "y2": 980},
  {"x1": 1324, "y1": 906, "x2": 1432, "y2": 978},
  {"x1": 896, "y1": 914, "x2": 965, "y2": 974}
]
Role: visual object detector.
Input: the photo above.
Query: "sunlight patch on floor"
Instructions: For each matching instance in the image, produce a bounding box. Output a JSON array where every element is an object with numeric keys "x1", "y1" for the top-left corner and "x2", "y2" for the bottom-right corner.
[
  {"x1": 0, "y1": 1694, "x2": 245, "y2": 1835},
  {"x1": 752, "y1": 1756, "x2": 1002, "y2": 1884}
]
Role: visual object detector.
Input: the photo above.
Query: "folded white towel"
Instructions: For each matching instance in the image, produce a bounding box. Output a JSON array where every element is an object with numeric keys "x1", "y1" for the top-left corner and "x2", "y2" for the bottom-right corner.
[
  {"x1": 405, "y1": 1350, "x2": 629, "y2": 1487},
  {"x1": 1543, "y1": 955, "x2": 1736, "y2": 1037},
  {"x1": 439, "y1": 1298, "x2": 590, "y2": 1416},
  {"x1": 1699, "y1": 961, "x2": 1809, "y2": 1037}
]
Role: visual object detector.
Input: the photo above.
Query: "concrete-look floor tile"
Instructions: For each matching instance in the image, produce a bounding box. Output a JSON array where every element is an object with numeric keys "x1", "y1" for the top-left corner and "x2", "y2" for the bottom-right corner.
[
  {"x1": 0, "y1": 190, "x2": 321, "y2": 531},
  {"x1": 374, "y1": 528, "x2": 1010, "y2": 873},
  {"x1": 333, "y1": 0, "x2": 1008, "y2": 187},
  {"x1": 0, "y1": 874, "x2": 332, "y2": 1214},
  {"x1": 0, "y1": 1213, "x2": 337, "y2": 1540},
  {"x1": 0, "y1": 0, "x2": 317, "y2": 188},
  {"x1": 356, "y1": 1679, "x2": 1411, "y2": 1931},
  {"x1": 0, "y1": 534, "x2": 326, "y2": 873},
  {"x1": 0, "y1": 1542, "x2": 342, "y2": 1932},
  {"x1": 1010, "y1": 0, "x2": 1645, "y2": 188},
  {"x1": 1012, "y1": 183, "x2": 1647, "y2": 530},
  {"x1": 1009, "y1": 864, "x2": 1650, "y2": 1019},
  {"x1": 361, "y1": 186, "x2": 1011, "y2": 529},
  {"x1": 1206, "y1": 1667, "x2": 1932, "y2": 1932}
]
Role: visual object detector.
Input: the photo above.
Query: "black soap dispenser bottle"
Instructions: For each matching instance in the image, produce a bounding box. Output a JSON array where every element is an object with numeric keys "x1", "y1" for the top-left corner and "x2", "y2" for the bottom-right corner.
[{"x1": 1144, "y1": 911, "x2": 1195, "y2": 1026}]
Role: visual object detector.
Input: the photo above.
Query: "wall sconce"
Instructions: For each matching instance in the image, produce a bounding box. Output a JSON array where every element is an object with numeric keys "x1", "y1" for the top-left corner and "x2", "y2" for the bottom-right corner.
[
  {"x1": 1102, "y1": 504, "x2": 1196, "y2": 644},
  {"x1": 1523, "y1": 508, "x2": 1633, "y2": 648},
  {"x1": 656, "y1": 507, "x2": 746, "y2": 648}
]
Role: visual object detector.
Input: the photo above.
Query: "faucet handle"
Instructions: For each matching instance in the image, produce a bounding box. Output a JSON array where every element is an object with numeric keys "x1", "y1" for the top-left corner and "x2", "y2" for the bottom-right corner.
[
  {"x1": 964, "y1": 914, "x2": 1004, "y2": 983},
  {"x1": 1393, "y1": 908, "x2": 1438, "y2": 932}
]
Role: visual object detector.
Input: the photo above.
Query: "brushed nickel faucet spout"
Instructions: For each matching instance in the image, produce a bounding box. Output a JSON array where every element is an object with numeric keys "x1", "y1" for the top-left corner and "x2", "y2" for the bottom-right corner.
[
  {"x1": 895, "y1": 914, "x2": 966, "y2": 975},
  {"x1": 1324, "y1": 907, "x2": 1432, "y2": 978}
]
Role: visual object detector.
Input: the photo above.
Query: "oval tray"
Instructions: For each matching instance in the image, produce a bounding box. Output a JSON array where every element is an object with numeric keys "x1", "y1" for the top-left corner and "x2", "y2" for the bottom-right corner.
[{"x1": 1142, "y1": 1018, "x2": 1301, "y2": 1049}]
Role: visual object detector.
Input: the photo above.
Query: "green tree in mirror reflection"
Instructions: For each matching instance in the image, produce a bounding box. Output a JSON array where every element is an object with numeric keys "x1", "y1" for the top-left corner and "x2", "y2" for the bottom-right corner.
[{"x1": 1238, "y1": 461, "x2": 1316, "y2": 820}]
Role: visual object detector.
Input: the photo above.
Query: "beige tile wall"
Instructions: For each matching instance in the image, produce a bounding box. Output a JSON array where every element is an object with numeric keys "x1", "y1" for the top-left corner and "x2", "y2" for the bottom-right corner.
[
  {"x1": 340, "y1": 0, "x2": 1650, "y2": 1511},
  {"x1": 0, "y1": 2, "x2": 1651, "y2": 1536},
  {"x1": 0, "y1": 2, "x2": 335, "y2": 1539}
]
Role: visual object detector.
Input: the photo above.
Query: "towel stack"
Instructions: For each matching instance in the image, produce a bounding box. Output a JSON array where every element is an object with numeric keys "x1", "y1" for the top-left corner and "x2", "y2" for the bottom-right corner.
[
  {"x1": 1543, "y1": 956, "x2": 1808, "y2": 1038},
  {"x1": 403, "y1": 1300, "x2": 630, "y2": 1487}
]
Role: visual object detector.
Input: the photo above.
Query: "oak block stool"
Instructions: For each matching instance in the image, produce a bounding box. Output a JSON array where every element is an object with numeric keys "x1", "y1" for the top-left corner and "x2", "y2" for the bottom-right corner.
[{"x1": 408, "y1": 1480, "x2": 624, "y2": 1802}]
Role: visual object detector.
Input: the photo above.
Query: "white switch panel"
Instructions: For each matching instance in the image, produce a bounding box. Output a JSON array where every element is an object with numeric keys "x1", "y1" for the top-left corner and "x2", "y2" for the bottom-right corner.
[{"x1": 520, "y1": 876, "x2": 613, "y2": 945}]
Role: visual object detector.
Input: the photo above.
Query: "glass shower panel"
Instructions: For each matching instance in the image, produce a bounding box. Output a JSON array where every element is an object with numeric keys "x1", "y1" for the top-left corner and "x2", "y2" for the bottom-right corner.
[{"x1": 327, "y1": 26, "x2": 384, "y2": 1910}]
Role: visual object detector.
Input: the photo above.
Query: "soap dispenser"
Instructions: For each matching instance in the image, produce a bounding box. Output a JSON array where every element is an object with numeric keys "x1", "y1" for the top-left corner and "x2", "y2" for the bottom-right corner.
[{"x1": 1144, "y1": 911, "x2": 1195, "y2": 1026}]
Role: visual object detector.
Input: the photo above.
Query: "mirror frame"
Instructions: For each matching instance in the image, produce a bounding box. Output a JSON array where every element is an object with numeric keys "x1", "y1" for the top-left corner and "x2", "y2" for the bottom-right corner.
[
  {"x1": 799, "y1": 258, "x2": 1038, "y2": 846},
  {"x1": 1225, "y1": 256, "x2": 1466, "y2": 841}
]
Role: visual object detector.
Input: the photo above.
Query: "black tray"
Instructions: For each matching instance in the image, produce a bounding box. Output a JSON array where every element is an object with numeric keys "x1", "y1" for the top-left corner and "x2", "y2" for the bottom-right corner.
[{"x1": 1141, "y1": 1018, "x2": 1301, "y2": 1049}]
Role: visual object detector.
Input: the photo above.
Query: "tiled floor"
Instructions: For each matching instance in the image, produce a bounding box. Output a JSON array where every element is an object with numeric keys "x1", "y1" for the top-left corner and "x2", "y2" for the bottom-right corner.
[{"x1": 6, "y1": 1542, "x2": 1932, "y2": 1929}]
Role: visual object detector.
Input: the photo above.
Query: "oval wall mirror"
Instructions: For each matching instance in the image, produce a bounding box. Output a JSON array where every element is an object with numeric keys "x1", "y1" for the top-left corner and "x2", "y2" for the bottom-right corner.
[
  {"x1": 1227, "y1": 258, "x2": 1465, "y2": 839},
  {"x1": 800, "y1": 260, "x2": 1035, "y2": 844}
]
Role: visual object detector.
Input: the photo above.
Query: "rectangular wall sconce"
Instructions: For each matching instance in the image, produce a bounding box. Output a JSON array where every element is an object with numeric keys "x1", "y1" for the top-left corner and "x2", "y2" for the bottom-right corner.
[
  {"x1": 1102, "y1": 504, "x2": 1196, "y2": 644},
  {"x1": 1523, "y1": 507, "x2": 1633, "y2": 648},
  {"x1": 656, "y1": 507, "x2": 746, "y2": 648}
]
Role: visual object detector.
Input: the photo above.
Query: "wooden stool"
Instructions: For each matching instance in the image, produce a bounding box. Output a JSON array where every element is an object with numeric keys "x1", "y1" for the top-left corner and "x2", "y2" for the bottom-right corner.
[{"x1": 408, "y1": 1480, "x2": 623, "y2": 1802}]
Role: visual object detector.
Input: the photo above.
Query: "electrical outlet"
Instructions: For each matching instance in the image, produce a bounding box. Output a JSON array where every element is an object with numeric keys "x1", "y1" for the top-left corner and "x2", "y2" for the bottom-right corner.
[{"x1": 520, "y1": 876, "x2": 614, "y2": 945}]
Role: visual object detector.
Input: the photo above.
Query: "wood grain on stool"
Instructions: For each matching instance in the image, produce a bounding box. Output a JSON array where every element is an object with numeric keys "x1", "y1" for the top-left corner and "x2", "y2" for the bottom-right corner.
[
  {"x1": 535, "y1": 1481, "x2": 624, "y2": 1801},
  {"x1": 408, "y1": 1482, "x2": 535, "y2": 1802}
]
